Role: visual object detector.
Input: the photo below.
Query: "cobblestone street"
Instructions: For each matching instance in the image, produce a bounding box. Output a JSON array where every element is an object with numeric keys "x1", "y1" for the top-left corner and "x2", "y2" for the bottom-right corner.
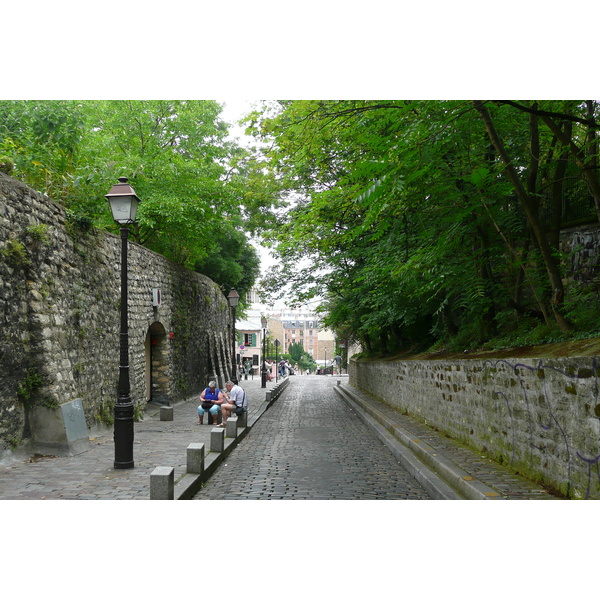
[{"x1": 194, "y1": 376, "x2": 432, "y2": 499}]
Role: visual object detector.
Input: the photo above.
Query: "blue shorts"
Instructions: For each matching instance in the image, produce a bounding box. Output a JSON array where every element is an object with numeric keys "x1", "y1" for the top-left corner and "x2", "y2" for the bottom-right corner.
[{"x1": 198, "y1": 404, "x2": 220, "y2": 416}]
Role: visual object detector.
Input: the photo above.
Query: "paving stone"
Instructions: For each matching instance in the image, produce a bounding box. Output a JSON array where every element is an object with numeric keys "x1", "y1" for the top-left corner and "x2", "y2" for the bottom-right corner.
[
  {"x1": 194, "y1": 377, "x2": 432, "y2": 500},
  {"x1": 0, "y1": 374, "x2": 561, "y2": 500}
]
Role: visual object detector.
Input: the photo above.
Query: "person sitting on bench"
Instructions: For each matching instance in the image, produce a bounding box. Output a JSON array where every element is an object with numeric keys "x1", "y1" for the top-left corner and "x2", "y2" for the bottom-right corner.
[{"x1": 197, "y1": 381, "x2": 224, "y2": 424}]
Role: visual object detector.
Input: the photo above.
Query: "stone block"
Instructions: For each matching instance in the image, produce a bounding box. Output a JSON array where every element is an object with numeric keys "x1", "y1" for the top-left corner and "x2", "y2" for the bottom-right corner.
[
  {"x1": 150, "y1": 466, "x2": 174, "y2": 499},
  {"x1": 160, "y1": 406, "x2": 173, "y2": 421},
  {"x1": 187, "y1": 443, "x2": 205, "y2": 474},
  {"x1": 210, "y1": 427, "x2": 225, "y2": 452},
  {"x1": 225, "y1": 415, "x2": 238, "y2": 438},
  {"x1": 30, "y1": 397, "x2": 90, "y2": 455},
  {"x1": 237, "y1": 411, "x2": 247, "y2": 428},
  {"x1": 61, "y1": 398, "x2": 90, "y2": 452}
]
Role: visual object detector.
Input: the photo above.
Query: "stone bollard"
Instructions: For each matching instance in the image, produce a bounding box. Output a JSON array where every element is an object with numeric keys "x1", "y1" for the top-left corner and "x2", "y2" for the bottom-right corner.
[
  {"x1": 225, "y1": 415, "x2": 238, "y2": 438},
  {"x1": 160, "y1": 406, "x2": 174, "y2": 421},
  {"x1": 187, "y1": 443, "x2": 205, "y2": 475},
  {"x1": 210, "y1": 427, "x2": 225, "y2": 453},
  {"x1": 337, "y1": 379, "x2": 341, "y2": 386},
  {"x1": 150, "y1": 466, "x2": 174, "y2": 499},
  {"x1": 237, "y1": 410, "x2": 247, "y2": 428}
]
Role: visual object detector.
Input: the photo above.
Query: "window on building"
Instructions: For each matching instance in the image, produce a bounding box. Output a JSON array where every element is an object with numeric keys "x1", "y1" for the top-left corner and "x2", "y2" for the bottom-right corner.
[{"x1": 243, "y1": 333, "x2": 257, "y2": 346}]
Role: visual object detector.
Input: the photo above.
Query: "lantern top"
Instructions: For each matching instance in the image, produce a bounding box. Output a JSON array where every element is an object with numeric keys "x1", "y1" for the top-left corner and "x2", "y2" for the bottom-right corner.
[
  {"x1": 105, "y1": 177, "x2": 141, "y2": 224},
  {"x1": 227, "y1": 289, "x2": 240, "y2": 307}
]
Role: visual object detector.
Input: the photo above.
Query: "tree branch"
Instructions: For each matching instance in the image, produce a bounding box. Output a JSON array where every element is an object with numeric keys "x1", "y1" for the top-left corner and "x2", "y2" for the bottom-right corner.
[{"x1": 495, "y1": 100, "x2": 599, "y2": 128}]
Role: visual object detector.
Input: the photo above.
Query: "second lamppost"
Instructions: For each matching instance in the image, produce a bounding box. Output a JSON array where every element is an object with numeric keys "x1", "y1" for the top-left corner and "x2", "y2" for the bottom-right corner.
[
  {"x1": 105, "y1": 177, "x2": 140, "y2": 470},
  {"x1": 227, "y1": 289, "x2": 239, "y2": 382},
  {"x1": 261, "y1": 316, "x2": 267, "y2": 388}
]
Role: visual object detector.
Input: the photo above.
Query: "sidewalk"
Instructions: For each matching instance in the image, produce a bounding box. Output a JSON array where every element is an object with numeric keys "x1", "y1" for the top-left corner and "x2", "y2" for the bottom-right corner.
[
  {"x1": 334, "y1": 381, "x2": 564, "y2": 499},
  {"x1": 0, "y1": 375, "x2": 282, "y2": 500}
]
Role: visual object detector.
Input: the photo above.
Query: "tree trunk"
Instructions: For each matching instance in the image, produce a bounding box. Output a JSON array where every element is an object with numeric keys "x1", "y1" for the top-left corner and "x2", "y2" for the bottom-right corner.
[
  {"x1": 549, "y1": 122, "x2": 570, "y2": 249},
  {"x1": 540, "y1": 109, "x2": 600, "y2": 224},
  {"x1": 472, "y1": 101, "x2": 571, "y2": 332}
]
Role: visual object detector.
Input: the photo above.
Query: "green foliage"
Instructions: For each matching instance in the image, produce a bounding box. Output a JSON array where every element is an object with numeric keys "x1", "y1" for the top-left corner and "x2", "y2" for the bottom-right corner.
[
  {"x1": 285, "y1": 341, "x2": 317, "y2": 372},
  {"x1": 1, "y1": 238, "x2": 30, "y2": 268},
  {"x1": 95, "y1": 399, "x2": 115, "y2": 426},
  {"x1": 65, "y1": 208, "x2": 94, "y2": 236},
  {"x1": 562, "y1": 283, "x2": 600, "y2": 332},
  {"x1": 254, "y1": 100, "x2": 600, "y2": 356},
  {"x1": 26, "y1": 224, "x2": 50, "y2": 246},
  {"x1": 0, "y1": 100, "x2": 85, "y2": 198},
  {"x1": 17, "y1": 368, "x2": 45, "y2": 407},
  {"x1": 133, "y1": 402, "x2": 145, "y2": 422},
  {"x1": 0, "y1": 100, "x2": 283, "y2": 298},
  {"x1": 287, "y1": 342, "x2": 305, "y2": 362},
  {"x1": 0, "y1": 155, "x2": 14, "y2": 174},
  {"x1": 193, "y1": 222, "x2": 260, "y2": 300}
]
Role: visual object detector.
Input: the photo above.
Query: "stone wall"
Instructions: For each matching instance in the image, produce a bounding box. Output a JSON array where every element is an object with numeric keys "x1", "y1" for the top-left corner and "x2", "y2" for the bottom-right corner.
[
  {"x1": 560, "y1": 222, "x2": 600, "y2": 284},
  {"x1": 350, "y1": 356, "x2": 600, "y2": 499},
  {"x1": 0, "y1": 173, "x2": 234, "y2": 454}
]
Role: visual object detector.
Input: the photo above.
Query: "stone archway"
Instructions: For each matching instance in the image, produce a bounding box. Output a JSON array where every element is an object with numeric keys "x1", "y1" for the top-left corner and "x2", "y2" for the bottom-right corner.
[{"x1": 145, "y1": 322, "x2": 170, "y2": 405}]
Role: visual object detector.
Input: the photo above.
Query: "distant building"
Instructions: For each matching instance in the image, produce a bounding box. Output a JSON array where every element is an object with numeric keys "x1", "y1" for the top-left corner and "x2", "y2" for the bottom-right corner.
[
  {"x1": 279, "y1": 312, "x2": 320, "y2": 357},
  {"x1": 240, "y1": 287, "x2": 360, "y2": 371},
  {"x1": 234, "y1": 317, "x2": 263, "y2": 377}
]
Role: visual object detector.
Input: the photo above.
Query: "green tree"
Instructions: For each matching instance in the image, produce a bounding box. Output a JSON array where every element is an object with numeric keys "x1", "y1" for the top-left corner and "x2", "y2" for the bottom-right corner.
[
  {"x1": 193, "y1": 223, "x2": 260, "y2": 300},
  {"x1": 286, "y1": 341, "x2": 316, "y2": 373},
  {"x1": 71, "y1": 100, "x2": 232, "y2": 265},
  {"x1": 255, "y1": 100, "x2": 600, "y2": 355},
  {"x1": 287, "y1": 341, "x2": 305, "y2": 363},
  {"x1": 0, "y1": 100, "x2": 85, "y2": 198},
  {"x1": 1, "y1": 100, "x2": 279, "y2": 300}
]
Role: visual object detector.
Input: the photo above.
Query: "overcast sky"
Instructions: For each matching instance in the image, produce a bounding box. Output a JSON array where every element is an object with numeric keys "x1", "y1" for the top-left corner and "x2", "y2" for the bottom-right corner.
[{"x1": 218, "y1": 99, "x2": 281, "y2": 276}]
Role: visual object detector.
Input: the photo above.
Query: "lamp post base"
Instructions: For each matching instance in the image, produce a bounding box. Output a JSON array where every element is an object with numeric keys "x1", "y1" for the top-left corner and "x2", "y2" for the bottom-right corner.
[{"x1": 114, "y1": 401, "x2": 135, "y2": 469}]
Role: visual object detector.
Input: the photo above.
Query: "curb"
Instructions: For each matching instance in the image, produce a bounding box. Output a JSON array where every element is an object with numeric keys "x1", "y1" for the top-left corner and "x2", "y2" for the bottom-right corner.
[{"x1": 333, "y1": 384, "x2": 504, "y2": 500}]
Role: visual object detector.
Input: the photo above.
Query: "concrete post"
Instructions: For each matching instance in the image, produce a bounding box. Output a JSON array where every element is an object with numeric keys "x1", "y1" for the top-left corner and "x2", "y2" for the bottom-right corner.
[
  {"x1": 150, "y1": 466, "x2": 174, "y2": 499},
  {"x1": 186, "y1": 443, "x2": 205, "y2": 475},
  {"x1": 225, "y1": 415, "x2": 238, "y2": 438},
  {"x1": 210, "y1": 427, "x2": 225, "y2": 452},
  {"x1": 160, "y1": 406, "x2": 174, "y2": 421},
  {"x1": 237, "y1": 411, "x2": 247, "y2": 428}
]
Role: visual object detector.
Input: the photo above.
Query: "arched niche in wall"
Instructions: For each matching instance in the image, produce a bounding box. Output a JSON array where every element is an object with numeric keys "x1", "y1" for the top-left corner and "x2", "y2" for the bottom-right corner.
[{"x1": 145, "y1": 322, "x2": 170, "y2": 406}]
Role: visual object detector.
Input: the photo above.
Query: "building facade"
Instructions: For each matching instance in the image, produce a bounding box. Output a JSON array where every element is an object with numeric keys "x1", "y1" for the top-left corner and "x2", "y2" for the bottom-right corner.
[{"x1": 279, "y1": 312, "x2": 320, "y2": 357}]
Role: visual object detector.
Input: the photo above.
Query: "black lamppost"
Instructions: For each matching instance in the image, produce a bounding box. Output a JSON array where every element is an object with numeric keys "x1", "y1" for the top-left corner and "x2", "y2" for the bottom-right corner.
[
  {"x1": 261, "y1": 315, "x2": 267, "y2": 388},
  {"x1": 275, "y1": 339, "x2": 280, "y2": 383},
  {"x1": 105, "y1": 177, "x2": 140, "y2": 469},
  {"x1": 227, "y1": 289, "x2": 239, "y2": 381}
]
